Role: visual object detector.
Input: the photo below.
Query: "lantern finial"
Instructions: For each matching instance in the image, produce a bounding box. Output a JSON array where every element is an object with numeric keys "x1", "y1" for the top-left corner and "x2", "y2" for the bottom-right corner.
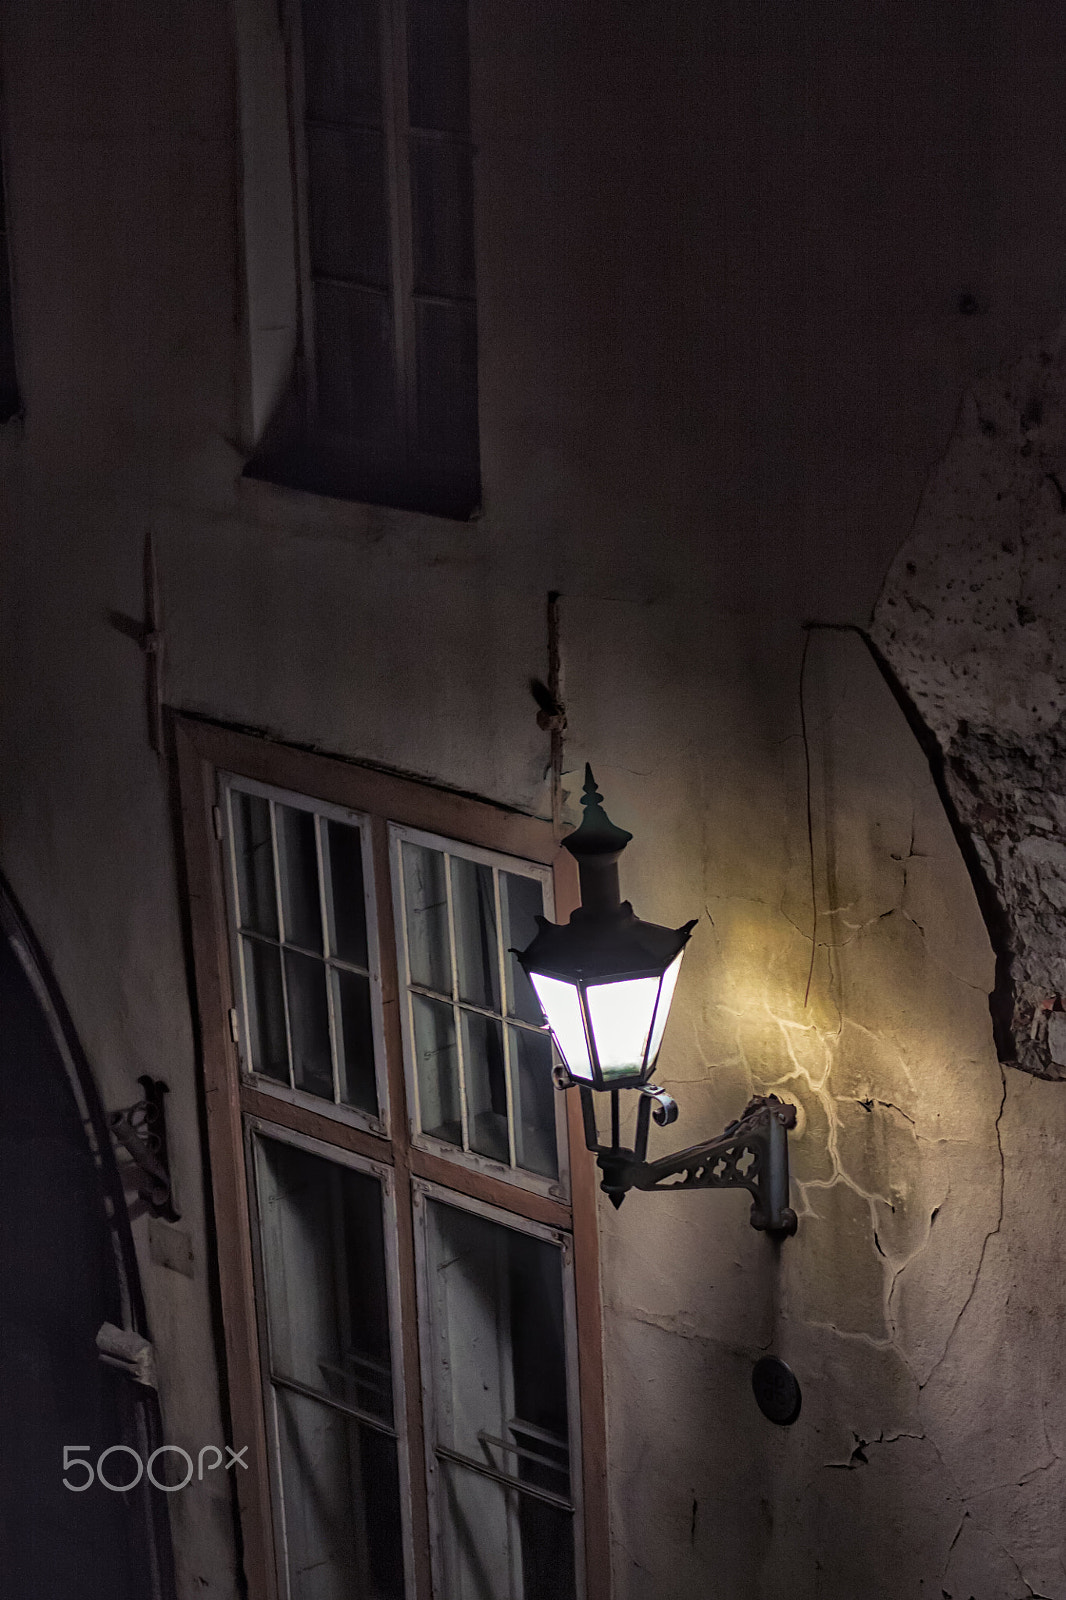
[{"x1": 563, "y1": 765, "x2": 633, "y2": 865}]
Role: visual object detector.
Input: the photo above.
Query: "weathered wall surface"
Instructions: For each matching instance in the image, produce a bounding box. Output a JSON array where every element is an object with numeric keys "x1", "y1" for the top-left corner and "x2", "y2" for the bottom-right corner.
[
  {"x1": 874, "y1": 326, "x2": 1066, "y2": 1081},
  {"x1": 3, "y1": 1, "x2": 1066, "y2": 1597}
]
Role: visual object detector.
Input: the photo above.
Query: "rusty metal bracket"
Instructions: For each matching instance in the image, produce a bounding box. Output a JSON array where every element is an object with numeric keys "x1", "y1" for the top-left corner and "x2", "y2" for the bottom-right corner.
[
  {"x1": 587, "y1": 1092, "x2": 798, "y2": 1237},
  {"x1": 109, "y1": 1076, "x2": 178, "y2": 1220}
]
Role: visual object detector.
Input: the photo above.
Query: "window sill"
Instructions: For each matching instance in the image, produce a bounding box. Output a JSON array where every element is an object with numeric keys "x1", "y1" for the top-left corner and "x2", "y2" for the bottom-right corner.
[{"x1": 243, "y1": 434, "x2": 481, "y2": 524}]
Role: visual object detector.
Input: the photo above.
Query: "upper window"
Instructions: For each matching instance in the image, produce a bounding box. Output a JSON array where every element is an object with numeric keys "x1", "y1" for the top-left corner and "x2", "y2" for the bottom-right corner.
[{"x1": 248, "y1": 0, "x2": 480, "y2": 519}]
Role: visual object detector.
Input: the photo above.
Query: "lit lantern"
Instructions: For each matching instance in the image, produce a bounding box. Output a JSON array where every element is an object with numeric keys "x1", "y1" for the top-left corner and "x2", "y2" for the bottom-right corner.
[{"x1": 516, "y1": 767, "x2": 696, "y2": 1092}]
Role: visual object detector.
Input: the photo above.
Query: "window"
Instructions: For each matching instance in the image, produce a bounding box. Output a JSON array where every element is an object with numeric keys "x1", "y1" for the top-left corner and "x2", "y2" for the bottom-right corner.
[
  {"x1": 177, "y1": 720, "x2": 608, "y2": 1600},
  {"x1": 246, "y1": 0, "x2": 480, "y2": 519}
]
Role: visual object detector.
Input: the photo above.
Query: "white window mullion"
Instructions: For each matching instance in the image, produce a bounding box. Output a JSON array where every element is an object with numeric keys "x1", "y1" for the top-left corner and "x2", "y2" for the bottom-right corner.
[
  {"x1": 315, "y1": 814, "x2": 343, "y2": 1107},
  {"x1": 493, "y1": 867, "x2": 519, "y2": 1170},
  {"x1": 268, "y1": 799, "x2": 297, "y2": 1092},
  {"x1": 443, "y1": 854, "x2": 471, "y2": 1153}
]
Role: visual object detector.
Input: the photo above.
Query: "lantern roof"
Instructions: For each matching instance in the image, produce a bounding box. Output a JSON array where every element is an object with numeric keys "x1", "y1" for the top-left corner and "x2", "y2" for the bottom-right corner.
[
  {"x1": 518, "y1": 767, "x2": 696, "y2": 982},
  {"x1": 520, "y1": 902, "x2": 696, "y2": 984}
]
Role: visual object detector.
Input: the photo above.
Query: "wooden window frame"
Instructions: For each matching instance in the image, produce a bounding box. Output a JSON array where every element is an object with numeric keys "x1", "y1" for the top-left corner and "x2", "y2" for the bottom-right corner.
[{"x1": 174, "y1": 714, "x2": 609, "y2": 1600}]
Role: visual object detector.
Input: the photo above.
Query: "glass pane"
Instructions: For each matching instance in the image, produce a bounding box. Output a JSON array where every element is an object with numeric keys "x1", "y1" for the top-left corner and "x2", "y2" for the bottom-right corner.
[
  {"x1": 300, "y1": 0, "x2": 382, "y2": 126},
  {"x1": 410, "y1": 131, "x2": 475, "y2": 300},
  {"x1": 255, "y1": 1137, "x2": 393, "y2": 1420},
  {"x1": 500, "y1": 872, "x2": 546, "y2": 1024},
  {"x1": 586, "y1": 975, "x2": 661, "y2": 1082},
  {"x1": 307, "y1": 124, "x2": 389, "y2": 288},
  {"x1": 510, "y1": 1028, "x2": 558, "y2": 1180},
  {"x1": 407, "y1": 0, "x2": 470, "y2": 134},
  {"x1": 528, "y1": 974, "x2": 593, "y2": 1082},
  {"x1": 285, "y1": 949, "x2": 334, "y2": 1099},
  {"x1": 647, "y1": 949, "x2": 686, "y2": 1070},
  {"x1": 277, "y1": 805, "x2": 323, "y2": 953},
  {"x1": 275, "y1": 1389, "x2": 404, "y2": 1600},
  {"x1": 451, "y1": 856, "x2": 500, "y2": 1012},
  {"x1": 414, "y1": 298, "x2": 479, "y2": 468},
  {"x1": 439, "y1": 1460, "x2": 575, "y2": 1600},
  {"x1": 325, "y1": 819, "x2": 369, "y2": 968},
  {"x1": 314, "y1": 280, "x2": 396, "y2": 445},
  {"x1": 242, "y1": 937, "x2": 289, "y2": 1082},
  {"x1": 461, "y1": 1011, "x2": 508, "y2": 1163},
  {"x1": 411, "y1": 993, "x2": 461, "y2": 1145},
  {"x1": 402, "y1": 842, "x2": 452, "y2": 995},
  {"x1": 424, "y1": 1200, "x2": 571, "y2": 1481},
  {"x1": 332, "y1": 967, "x2": 377, "y2": 1116},
  {"x1": 231, "y1": 790, "x2": 278, "y2": 937}
]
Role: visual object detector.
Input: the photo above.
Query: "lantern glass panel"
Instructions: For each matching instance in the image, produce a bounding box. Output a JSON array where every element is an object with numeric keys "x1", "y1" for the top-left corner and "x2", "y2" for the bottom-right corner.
[
  {"x1": 585, "y1": 974, "x2": 661, "y2": 1084},
  {"x1": 645, "y1": 949, "x2": 685, "y2": 1072},
  {"x1": 528, "y1": 973, "x2": 593, "y2": 1081}
]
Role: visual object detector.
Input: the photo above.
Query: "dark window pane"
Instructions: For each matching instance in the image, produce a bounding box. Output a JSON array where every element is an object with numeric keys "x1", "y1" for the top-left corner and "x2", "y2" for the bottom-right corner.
[
  {"x1": 276, "y1": 1392, "x2": 404, "y2": 1600},
  {"x1": 307, "y1": 124, "x2": 390, "y2": 287},
  {"x1": 461, "y1": 1011, "x2": 508, "y2": 1163},
  {"x1": 423, "y1": 1201, "x2": 575, "y2": 1597},
  {"x1": 332, "y1": 968, "x2": 377, "y2": 1116},
  {"x1": 439, "y1": 1462, "x2": 575, "y2": 1600},
  {"x1": 255, "y1": 1138, "x2": 393, "y2": 1418},
  {"x1": 411, "y1": 993, "x2": 461, "y2": 1145},
  {"x1": 450, "y1": 856, "x2": 499, "y2": 1011},
  {"x1": 426, "y1": 1201, "x2": 570, "y2": 1461},
  {"x1": 410, "y1": 132, "x2": 475, "y2": 300},
  {"x1": 415, "y1": 298, "x2": 479, "y2": 466},
  {"x1": 325, "y1": 820, "x2": 369, "y2": 969},
  {"x1": 501, "y1": 872, "x2": 546, "y2": 1024},
  {"x1": 407, "y1": 0, "x2": 470, "y2": 134},
  {"x1": 402, "y1": 843, "x2": 451, "y2": 996},
  {"x1": 242, "y1": 937, "x2": 289, "y2": 1082},
  {"x1": 277, "y1": 805, "x2": 323, "y2": 953},
  {"x1": 285, "y1": 949, "x2": 334, "y2": 1099},
  {"x1": 511, "y1": 1026, "x2": 558, "y2": 1179},
  {"x1": 301, "y1": 0, "x2": 382, "y2": 126},
  {"x1": 314, "y1": 280, "x2": 396, "y2": 445},
  {"x1": 231, "y1": 791, "x2": 278, "y2": 937}
]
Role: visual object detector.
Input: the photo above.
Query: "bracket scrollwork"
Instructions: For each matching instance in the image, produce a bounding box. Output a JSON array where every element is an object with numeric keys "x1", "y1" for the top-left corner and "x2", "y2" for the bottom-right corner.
[{"x1": 593, "y1": 1094, "x2": 797, "y2": 1237}]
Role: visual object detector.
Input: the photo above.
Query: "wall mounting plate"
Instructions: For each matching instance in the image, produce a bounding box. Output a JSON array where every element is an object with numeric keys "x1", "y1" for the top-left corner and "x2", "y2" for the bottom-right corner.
[{"x1": 752, "y1": 1356, "x2": 802, "y2": 1426}]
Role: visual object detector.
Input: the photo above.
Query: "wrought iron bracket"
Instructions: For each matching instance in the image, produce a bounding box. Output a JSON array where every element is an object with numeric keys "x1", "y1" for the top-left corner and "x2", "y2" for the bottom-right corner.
[
  {"x1": 108, "y1": 1076, "x2": 178, "y2": 1220},
  {"x1": 584, "y1": 1091, "x2": 798, "y2": 1237}
]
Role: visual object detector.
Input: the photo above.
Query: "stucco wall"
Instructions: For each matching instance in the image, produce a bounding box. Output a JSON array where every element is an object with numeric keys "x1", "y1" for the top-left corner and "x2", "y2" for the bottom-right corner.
[{"x1": 3, "y1": 2, "x2": 1066, "y2": 1596}]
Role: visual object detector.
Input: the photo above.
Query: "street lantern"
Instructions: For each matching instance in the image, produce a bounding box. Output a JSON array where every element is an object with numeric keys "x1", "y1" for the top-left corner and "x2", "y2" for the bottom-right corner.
[
  {"x1": 517, "y1": 767, "x2": 696, "y2": 1091},
  {"x1": 516, "y1": 766, "x2": 797, "y2": 1236}
]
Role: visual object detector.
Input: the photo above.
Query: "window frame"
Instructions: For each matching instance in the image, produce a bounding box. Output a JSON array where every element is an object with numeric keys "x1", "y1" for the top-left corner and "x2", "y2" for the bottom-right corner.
[
  {"x1": 220, "y1": 772, "x2": 392, "y2": 1138},
  {"x1": 174, "y1": 714, "x2": 609, "y2": 1600},
  {"x1": 411, "y1": 1177, "x2": 585, "y2": 1600},
  {"x1": 391, "y1": 820, "x2": 571, "y2": 1204},
  {"x1": 244, "y1": 1114, "x2": 417, "y2": 1598}
]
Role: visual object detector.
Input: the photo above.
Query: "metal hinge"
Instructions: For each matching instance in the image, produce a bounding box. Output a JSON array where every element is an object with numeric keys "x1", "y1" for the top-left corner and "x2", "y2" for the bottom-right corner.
[
  {"x1": 229, "y1": 1008, "x2": 240, "y2": 1044},
  {"x1": 212, "y1": 804, "x2": 223, "y2": 840}
]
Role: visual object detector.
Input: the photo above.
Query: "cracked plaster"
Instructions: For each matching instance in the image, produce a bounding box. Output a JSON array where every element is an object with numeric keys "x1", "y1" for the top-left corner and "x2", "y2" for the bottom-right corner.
[
  {"x1": 596, "y1": 624, "x2": 1060, "y2": 1598},
  {"x1": 873, "y1": 323, "x2": 1066, "y2": 1076}
]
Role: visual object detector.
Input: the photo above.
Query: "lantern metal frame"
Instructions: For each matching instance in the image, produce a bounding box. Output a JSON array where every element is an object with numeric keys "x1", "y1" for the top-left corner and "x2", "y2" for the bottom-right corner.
[{"x1": 516, "y1": 767, "x2": 798, "y2": 1238}]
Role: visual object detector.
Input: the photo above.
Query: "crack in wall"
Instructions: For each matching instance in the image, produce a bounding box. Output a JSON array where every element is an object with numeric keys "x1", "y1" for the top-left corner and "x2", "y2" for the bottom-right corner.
[{"x1": 918, "y1": 1063, "x2": 1007, "y2": 1395}]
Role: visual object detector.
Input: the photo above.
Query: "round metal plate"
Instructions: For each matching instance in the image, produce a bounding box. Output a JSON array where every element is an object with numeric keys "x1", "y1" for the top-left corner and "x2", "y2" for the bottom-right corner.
[{"x1": 752, "y1": 1356, "x2": 802, "y2": 1426}]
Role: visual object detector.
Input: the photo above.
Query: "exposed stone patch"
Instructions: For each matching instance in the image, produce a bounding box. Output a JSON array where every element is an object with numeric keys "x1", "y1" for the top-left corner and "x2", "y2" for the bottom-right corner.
[{"x1": 872, "y1": 323, "x2": 1066, "y2": 1078}]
